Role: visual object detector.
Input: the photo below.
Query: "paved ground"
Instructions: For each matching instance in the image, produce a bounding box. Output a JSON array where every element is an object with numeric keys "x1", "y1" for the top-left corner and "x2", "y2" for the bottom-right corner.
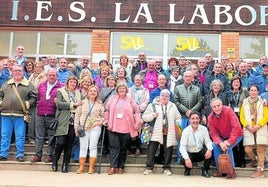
[{"x1": 0, "y1": 170, "x2": 267, "y2": 187}]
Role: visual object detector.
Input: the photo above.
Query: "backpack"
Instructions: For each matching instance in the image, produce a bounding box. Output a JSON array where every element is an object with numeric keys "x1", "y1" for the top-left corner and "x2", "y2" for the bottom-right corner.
[{"x1": 218, "y1": 151, "x2": 236, "y2": 178}]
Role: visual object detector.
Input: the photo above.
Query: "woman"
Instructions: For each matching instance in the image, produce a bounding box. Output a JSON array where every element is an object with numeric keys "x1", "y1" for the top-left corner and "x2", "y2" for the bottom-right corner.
[
  {"x1": 226, "y1": 75, "x2": 248, "y2": 168},
  {"x1": 79, "y1": 68, "x2": 92, "y2": 81},
  {"x1": 142, "y1": 89, "x2": 181, "y2": 176},
  {"x1": 224, "y1": 62, "x2": 236, "y2": 81},
  {"x1": 240, "y1": 85, "x2": 268, "y2": 178},
  {"x1": 116, "y1": 67, "x2": 133, "y2": 87},
  {"x1": 94, "y1": 65, "x2": 110, "y2": 91},
  {"x1": 23, "y1": 59, "x2": 35, "y2": 79},
  {"x1": 114, "y1": 55, "x2": 132, "y2": 80},
  {"x1": 52, "y1": 76, "x2": 82, "y2": 173},
  {"x1": 104, "y1": 82, "x2": 141, "y2": 175},
  {"x1": 202, "y1": 79, "x2": 227, "y2": 125},
  {"x1": 75, "y1": 85, "x2": 104, "y2": 174}
]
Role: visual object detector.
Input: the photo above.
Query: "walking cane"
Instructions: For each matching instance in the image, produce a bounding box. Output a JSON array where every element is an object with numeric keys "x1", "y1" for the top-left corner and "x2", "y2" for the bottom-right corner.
[{"x1": 98, "y1": 126, "x2": 106, "y2": 174}]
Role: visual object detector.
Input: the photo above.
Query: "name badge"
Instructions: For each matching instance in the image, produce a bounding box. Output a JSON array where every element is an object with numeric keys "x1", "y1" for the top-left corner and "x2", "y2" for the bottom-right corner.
[
  {"x1": 148, "y1": 84, "x2": 154, "y2": 88},
  {"x1": 234, "y1": 107, "x2": 239, "y2": 113},
  {"x1": 116, "y1": 113, "x2": 123, "y2": 119}
]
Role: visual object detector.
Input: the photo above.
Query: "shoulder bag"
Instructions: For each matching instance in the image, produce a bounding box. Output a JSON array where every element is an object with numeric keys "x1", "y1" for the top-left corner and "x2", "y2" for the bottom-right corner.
[
  {"x1": 77, "y1": 102, "x2": 95, "y2": 137},
  {"x1": 141, "y1": 103, "x2": 156, "y2": 144}
]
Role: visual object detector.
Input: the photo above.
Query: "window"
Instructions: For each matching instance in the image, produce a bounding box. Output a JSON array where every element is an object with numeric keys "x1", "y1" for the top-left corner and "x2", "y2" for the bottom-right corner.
[
  {"x1": 66, "y1": 33, "x2": 91, "y2": 55},
  {"x1": 0, "y1": 32, "x2": 10, "y2": 56},
  {"x1": 40, "y1": 32, "x2": 65, "y2": 55},
  {"x1": 240, "y1": 36, "x2": 265, "y2": 59}
]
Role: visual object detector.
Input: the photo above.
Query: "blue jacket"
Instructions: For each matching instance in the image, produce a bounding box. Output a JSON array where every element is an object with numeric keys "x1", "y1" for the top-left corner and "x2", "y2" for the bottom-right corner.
[
  {"x1": 255, "y1": 75, "x2": 268, "y2": 94},
  {"x1": 204, "y1": 73, "x2": 230, "y2": 95},
  {"x1": 149, "y1": 87, "x2": 173, "y2": 103}
]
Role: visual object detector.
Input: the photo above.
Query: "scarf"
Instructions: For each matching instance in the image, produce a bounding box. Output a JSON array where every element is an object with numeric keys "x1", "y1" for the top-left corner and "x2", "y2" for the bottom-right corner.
[{"x1": 248, "y1": 96, "x2": 259, "y2": 125}]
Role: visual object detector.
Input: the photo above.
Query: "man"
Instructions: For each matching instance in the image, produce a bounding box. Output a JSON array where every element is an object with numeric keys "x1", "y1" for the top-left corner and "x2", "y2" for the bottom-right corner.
[
  {"x1": 138, "y1": 59, "x2": 159, "y2": 92},
  {"x1": 14, "y1": 45, "x2": 27, "y2": 66},
  {"x1": 30, "y1": 68, "x2": 64, "y2": 163},
  {"x1": 197, "y1": 57, "x2": 211, "y2": 86},
  {"x1": 255, "y1": 62, "x2": 268, "y2": 94},
  {"x1": 220, "y1": 55, "x2": 229, "y2": 67},
  {"x1": 72, "y1": 56, "x2": 92, "y2": 79},
  {"x1": 236, "y1": 61, "x2": 256, "y2": 89},
  {"x1": 3, "y1": 57, "x2": 17, "y2": 78},
  {"x1": 57, "y1": 58, "x2": 73, "y2": 84},
  {"x1": 204, "y1": 53, "x2": 215, "y2": 71},
  {"x1": 208, "y1": 98, "x2": 243, "y2": 179},
  {"x1": 174, "y1": 71, "x2": 203, "y2": 164},
  {"x1": 0, "y1": 65, "x2": 37, "y2": 162},
  {"x1": 131, "y1": 52, "x2": 147, "y2": 81},
  {"x1": 178, "y1": 56, "x2": 187, "y2": 76},
  {"x1": 180, "y1": 112, "x2": 213, "y2": 177},
  {"x1": 155, "y1": 58, "x2": 168, "y2": 77},
  {"x1": 40, "y1": 56, "x2": 48, "y2": 66},
  {"x1": 246, "y1": 60, "x2": 257, "y2": 75},
  {"x1": 255, "y1": 55, "x2": 267, "y2": 76},
  {"x1": 204, "y1": 63, "x2": 230, "y2": 94},
  {"x1": 44, "y1": 55, "x2": 58, "y2": 73}
]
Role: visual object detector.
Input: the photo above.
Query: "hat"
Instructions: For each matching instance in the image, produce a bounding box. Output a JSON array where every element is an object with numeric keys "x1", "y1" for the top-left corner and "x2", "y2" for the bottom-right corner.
[
  {"x1": 160, "y1": 89, "x2": 170, "y2": 96},
  {"x1": 262, "y1": 62, "x2": 268, "y2": 67}
]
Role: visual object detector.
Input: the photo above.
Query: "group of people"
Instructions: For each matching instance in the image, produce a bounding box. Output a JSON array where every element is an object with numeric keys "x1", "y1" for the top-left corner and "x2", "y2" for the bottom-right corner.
[{"x1": 0, "y1": 46, "x2": 267, "y2": 179}]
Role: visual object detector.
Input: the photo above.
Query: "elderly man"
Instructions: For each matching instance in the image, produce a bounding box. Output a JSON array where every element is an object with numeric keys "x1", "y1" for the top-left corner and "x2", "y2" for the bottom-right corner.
[
  {"x1": 180, "y1": 112, "x2": 213, "y2": 177},
  {"x1": 0, "y1": 65, "x2": 37, "y2": 162},
  {"x1": 44, "y1": 55, "x2": 58, "y2": 74},
  {"x1": 14, "y1": 45, "x2": 27, "y2": 66},
  {"x1": 72, "y1": 56, "x2": 92, "y2": 79},
  {"x1": 208, "y1": 98, "x2": 243, "y2": 179},
  {"x1": 131, "y1": 51, "x2": 147, "y2": 81}
]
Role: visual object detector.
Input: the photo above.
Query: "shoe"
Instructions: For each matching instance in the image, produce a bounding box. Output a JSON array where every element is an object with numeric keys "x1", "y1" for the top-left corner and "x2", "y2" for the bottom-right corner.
[
  {"x1": 0, "y1": 156, "x2": 7, "y2": 161},
  {"x1": 118, "y1": 168, "x2": 124, "y2": 174},
  {"x1": 135, "y1": 149, "x2": 141, "y2": 156},
  {"x1": 17, "y1": 156, "x2": 25, "y2": 162},
  {"x1": 213, "y1": 171, "x2": 222, "y2": 177},
  {"x1": 30, "y1": 155, "x2": 41, "y2": 162},
  {"x1": 184, "y1": 169, "x2": 190, "y2": 176},
  {"x1": 52, "y1": 162, "x2": 58, "y2": 172},
  {"x1": 201, "y1": 169, "x2": 210, "y2": 178},
  {"x1": 61, "y1": 163, "x2": 68, "y2": 173},
  {"x1": 108, "y1": 167, "x2": 116, "y2": 175},
  {"x1": 143, "y1": 169, "x2": 153, "y2": 175},
  {"x1": 251, "y1": 169, "x2": 264, "y2": 178},
  {"x1": 29, "y1": 140, "x2": 35, "y2": 145},
  {"x1": 246, "y1": 160, "x2": 257, "y2": 168},
  {"x1": 163, "y1": 169, "x2": 172, "y2": 176},
  {"x1": 44, "y1": 156, "x2": 52, "y2": 163}
]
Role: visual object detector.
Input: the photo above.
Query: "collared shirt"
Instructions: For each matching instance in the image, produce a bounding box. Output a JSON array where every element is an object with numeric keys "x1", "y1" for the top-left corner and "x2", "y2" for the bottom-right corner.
[
  {"x1": 46, "y1": 81, "x2": 58, "y2": 100},
  {"x1": 180, "y1": 124, "x2": 213, "y2": 160}
]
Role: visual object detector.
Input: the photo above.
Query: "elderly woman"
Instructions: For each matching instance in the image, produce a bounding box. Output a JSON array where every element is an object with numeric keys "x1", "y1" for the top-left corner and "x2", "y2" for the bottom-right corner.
[
  {"x1": 114, "y1": 54, "x2": 132, "y2": 80},
  {"x1": 142, "y1": 89, "x2": 181, "y2": 176},
  {"x1": 202, "y1": 79, "x2": 228, "y2": 125},
  {"x1": 94, "y1": 65, "x2": 110, "y2": 91},
  {"x1": 240, "y1": 85, "x2": 268, "y2": 178},
  {"x1": 23, "y1": 59, "x2": 35, "y2": 79},
  {"x1": 104, "y1": 82, "x2": 141, "y2": 175},
  {"x1": 74, "y1": 85, "x2": 104, "y2": 174},
  {"x1": 115, "y1": 67, "x2": 133, "y2": 87},
  {"x1": 52, "y1": 76, "x2": 82, "y2": 173}
]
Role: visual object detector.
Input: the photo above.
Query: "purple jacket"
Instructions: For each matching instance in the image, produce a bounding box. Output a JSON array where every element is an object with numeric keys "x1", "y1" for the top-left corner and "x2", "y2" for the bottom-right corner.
[{"x1": 37, "y1": 80, "x2": 64, "y2": 116}]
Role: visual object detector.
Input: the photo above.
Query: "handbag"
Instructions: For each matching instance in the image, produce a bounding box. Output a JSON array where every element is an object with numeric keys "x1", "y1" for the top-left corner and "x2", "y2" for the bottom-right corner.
[
  {"x1": 174, "y1": 119, "x2": 182, "y2": 140},
  {"x1": 77, "y1": 102, "x2": 95, "y2": 137},
  {"x1": 141, "y1": 103, "x2": 156, "y2": 144},
  {"x1": 12, "y1": 85, "x2": 31, "y2": 124}
]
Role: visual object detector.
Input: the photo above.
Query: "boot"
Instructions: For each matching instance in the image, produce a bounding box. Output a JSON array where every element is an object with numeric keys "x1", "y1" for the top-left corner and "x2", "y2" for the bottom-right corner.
[
  {"x1": 76, "y1": 157, "x2": 86, "y2": 174},
  {"x1": 62, "y1": 163, "x2": 68, "y2": 173},
  {"x1": 88, "y1": 157, "x2": 97, "y2": 174}
]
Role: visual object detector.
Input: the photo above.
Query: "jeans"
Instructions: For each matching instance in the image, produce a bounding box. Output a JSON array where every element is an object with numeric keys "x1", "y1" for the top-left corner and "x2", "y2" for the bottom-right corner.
[
  {"x1": 212, "y1": 136, "x2": 242, "y2": 169},
  {"x1": 177, "y1": 117, "x2": 190, "y2": 163},
  {"x1": 79, "y1": 126, "x2": 101, "y2": 158},
  {"x1": 0, "y1": 116, "x2": 25, "y2": 158}
]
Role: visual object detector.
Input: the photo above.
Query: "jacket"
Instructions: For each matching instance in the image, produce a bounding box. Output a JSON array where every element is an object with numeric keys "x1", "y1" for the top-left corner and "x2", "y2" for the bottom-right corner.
[
  {"x1": 142, "y1": 100, "x2": 181, "y2": 148},
  {"x1": 240, "y1": 97, "x2": 268, "y2": 145},
  {"x1": 37, "y1": 80, "x2": 64, "y2": 116},
  {"x1": 208, "y1": 106, "x2": 243, "y2": 145},
  {"x1": 0, "y1": 78, "x2": 37, "y2": 116},
  {"x1": 55, "y1": 87, "x2": 82, "y2": 136}
]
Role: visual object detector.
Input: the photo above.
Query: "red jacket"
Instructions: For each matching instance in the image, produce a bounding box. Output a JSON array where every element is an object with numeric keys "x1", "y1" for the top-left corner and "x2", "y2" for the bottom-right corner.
[{"x1": 208, "y1": 106, "x2": 242, "y2": 145}]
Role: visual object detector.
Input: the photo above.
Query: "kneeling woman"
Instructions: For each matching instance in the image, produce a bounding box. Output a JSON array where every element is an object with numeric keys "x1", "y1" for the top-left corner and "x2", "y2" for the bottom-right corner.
[
  {"x1": 74, "y1": 85, "x2": 104, "y2": 174},
  {"x1": 53, "y1": 76, "x2": 82, "y2": 173}
]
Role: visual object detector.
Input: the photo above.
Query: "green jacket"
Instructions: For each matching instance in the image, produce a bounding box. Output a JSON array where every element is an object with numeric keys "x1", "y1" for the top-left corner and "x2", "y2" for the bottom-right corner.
[
  {"x1": 0, "y1": 78, "x2": 37, "y2": 116},
  {"x1": 55, "y1": 87, "x2": 82, "y2": 136}
]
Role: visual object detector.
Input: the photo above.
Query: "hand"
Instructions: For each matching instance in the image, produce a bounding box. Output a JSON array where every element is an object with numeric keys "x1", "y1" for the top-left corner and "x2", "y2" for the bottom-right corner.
[
  {"x1": 247, "y1": 126, "x2": 255, "y2": 133},
  {"x1": 204, "y1": 150, "x2": 212, "y2": 159},
  {"x1": 219, "y1": 141, "x2": 228, "y2": 152},
  {"x1": 103, "y1": 120, "x2": 108, "y2": 126},
  {"x1": 223, "y1": 140, "x2": 230, "y2": 147},
  {"x1": 186, "y1": 110, "x2": 192, "y2": 118},
  {"x1": 152, "y1": 112, "x2": 159, "y2": 118},
  {"x1": 185, "y1": 159, "x2": 192, "y2": 168},
  {"x1": 74, "y1": 100, "x2": 83, "y2": 107},
  {"x1": 253, "y1": 125, "x2": 260, "y2": 132}
]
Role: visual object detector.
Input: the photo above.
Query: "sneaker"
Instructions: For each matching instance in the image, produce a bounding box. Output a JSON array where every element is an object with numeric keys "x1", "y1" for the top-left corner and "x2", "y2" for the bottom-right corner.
[
  {"x1": 143, "y1": 169, "x2": 153, "y2": 175},
  {"x1": 163, "y1": 169, "x2": 172, "y2": 176},
  {"x1": 30, "y1": 155, "x2": 41, "y2": 162},
  {"x1": 251, "y1": 169, "x2": 264, "y2": 178},
  {"x1": 0, "y1": 156, "x2": 7, "y2": 161},
  {"x1": 246, "y1": 160, "x2": 257, "y2": 168},
  {"x1": 44, "y1": 156, "x2": 52, "y2": 163},
  {"x1": 17, "y1": 156, "x2": 25, "y2": 162}
]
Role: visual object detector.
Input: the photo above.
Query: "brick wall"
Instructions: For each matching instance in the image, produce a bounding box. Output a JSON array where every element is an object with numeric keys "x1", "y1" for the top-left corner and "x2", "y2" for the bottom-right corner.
[{"x1": 221, "y1": 32, "x2": 240, "y2": 63}]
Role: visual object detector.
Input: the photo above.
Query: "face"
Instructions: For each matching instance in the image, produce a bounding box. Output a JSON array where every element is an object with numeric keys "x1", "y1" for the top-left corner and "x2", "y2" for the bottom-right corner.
[
  {"x1": 120, "y1": 57, "x2": 128, "y2": 66},
  {"x1": 100, "y1": 68, "x2": 109, "y2": 78},
  {"x1": 87, "y1": 87, "x2": 98, "y2": 99},
  {"x1": 2, "y1": 59, "x2": 8, "y2": 69},
  {"x1": 147, "y1": 60, "x2": 156, "y2": 71},
  {"x1": 226, "y1": 63, "x2": 233, "y2": 71},
  {"x1": 25, "y1": 62, "x2": 33, "y2": 72},
  {"x1": 48, "y1": 56, "x2": 57, "y2": 67},
  {"x1": 191, "y1": 65, "x2": 198, "y2": 76},
  {"x1": 155, "y1": 59, "x2": 162, "y2": 69},
  {"x1": 212, "y1": 83, "x2": 221, "y2": 92},
  {"x1": 169, "y1": 60, "x2": 177, "y2": 68},
  {"x1": 205, "y1": 53, "x2": 212, "y2": 63},
  {"x1": 232, "y1": 79, "x2": 241, "y2": 90},
  {"x1": 183, "y1": 71, "x2": 193, "y2": 85},
  {"x1": 211, "y1": 100, "x2": 223, "y2": 115},
  {"x1": 171, "y1": 69, "x2": 179, "y2": 78},
  {"x1": 117, "y1": 86, "x2": 127, "y2": 96},
  {"x1": 8, "y1": 57, "x2": 17, "y2": 69},
  {"x1": 263, "y1": 66, "x2": 268, "y2": 76},
  {"x1": 239, "y1": 62, "x2": 248, "y2": 74},
  {"x1": 134, "y1": 76, "x2": 142, "y2": 86},
  {"x1": 157, "y1": 75, "x2": 167, "y2": 87},
  {"x1": 198, "y1": 59, "x2": 207, "y2": 69},
  {"x1": 249, "y1": 86, "x2": 259, "y2": 98},
  {"x1": 67, "y1": 79, "x2": 78, "y2": 90},
  {"x1": 41, "y1": 57, "x2": 48, "y2": 65},
  {"x1": 35, "y1": 63, "x2": 43, "y2": 74},
  {"x1": 246, "y1": 61, "x2": 253, "y2": 68},
  {"x1": 213, "y1": 64, "x2": 222, "y2": 74},
  {"x1": 16, "y1": 46, "x2": 25, "y2": 56},
  {"x1": 107, "y1": 77, "x2": 116, "y2": 87},
  {"x1": 12, "y1": 66, "x2": 24, "y2": 81},
  {"x1": 117, "y1": 68, "x2": 125, "y2": 78},
  {"x1": 189, "y1": 114, "x2": 200, "y2": 130},
  {"x1": 81, "y1": 57, "x2": 89, "y2": 68},
  {"x1": 138, "y1": 52, "x2": 146, "y2": 62},
  {"x1": 260, "y1": 56, "x2": 267, "y2": 65},
  {"x1": 46, "y1": 70, "x2": 58, "y2": 84},
  {"x1": 160, "y1": 93, "x2": 169, "y2": 105},
  {"x1": 67, "y1": 63, "x2": 75, "y2": 71},
  {"x1": 81, "y1": 79, "x2": 92, "y2": 89},
  {"x1": 59, "y1": 59, "x2": 68, "y2": 69},
  {"x1": 179, "y1": 58, "x2": 186, "y2": 67}
]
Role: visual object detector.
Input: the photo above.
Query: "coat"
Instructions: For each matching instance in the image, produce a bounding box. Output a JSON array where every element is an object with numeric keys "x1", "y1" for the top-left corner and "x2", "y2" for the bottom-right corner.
[
  {"x1": 240, "y1": 97, "x2": 268, "y2": 145},
  {"x1": 142, "y1": 100, "x2": 181, "y2": 148},
  {"x1": 55, "y1": 87, "x2": 82, "y2": 136}
]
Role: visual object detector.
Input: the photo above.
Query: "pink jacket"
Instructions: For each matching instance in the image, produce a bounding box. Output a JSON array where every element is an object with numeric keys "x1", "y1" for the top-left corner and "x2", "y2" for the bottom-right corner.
[{"x1": 104, "y1": 94, "x2": 141, "y2": 138}]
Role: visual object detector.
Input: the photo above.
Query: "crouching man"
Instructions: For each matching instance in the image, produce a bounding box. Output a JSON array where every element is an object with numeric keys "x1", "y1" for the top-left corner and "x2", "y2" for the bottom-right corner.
[{"x1": 180, "y1": 111, "x2": 213, "y2": 177}]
